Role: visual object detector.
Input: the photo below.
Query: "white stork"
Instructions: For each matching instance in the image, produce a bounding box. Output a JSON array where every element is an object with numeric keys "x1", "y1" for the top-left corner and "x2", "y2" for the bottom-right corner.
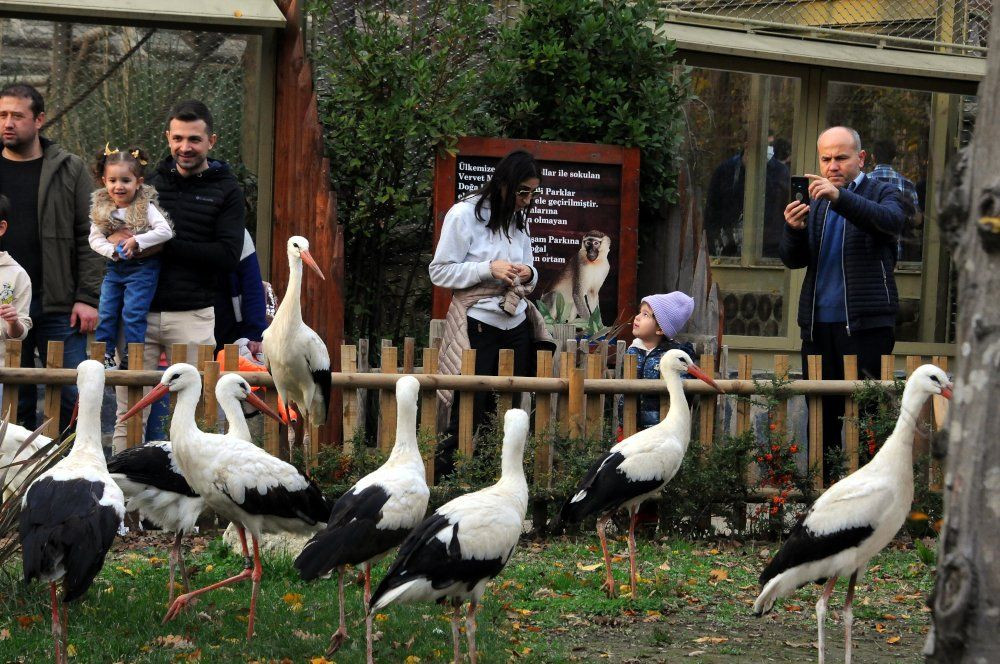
[
  {"x1": 19, "y1": 360, "x2": 125, "y2": 664},
  {"x1": 261, "y1": 235, "x2": 331, "y2": 456},
  {"x1": 753, "y1": 364, "x2": 953, "y2": 664},
  {"x1": 119, "y1": 363, "x2": 329, "y2": 640},
  {"x1": 1, "y1": 421, "x2": 53, "y2": 501},
  {"x1": 560, "y1": 349, "x2": 721, "y2": 598},
  {"x1": 106, "y1": 373, "x2": 282, "y2": 603},
  {"x1": 295, "y1": 375, "x2": 429, "y2": 659},
  {"x1": 369, "y1": 409, "x2": 530, "y2": 664}
]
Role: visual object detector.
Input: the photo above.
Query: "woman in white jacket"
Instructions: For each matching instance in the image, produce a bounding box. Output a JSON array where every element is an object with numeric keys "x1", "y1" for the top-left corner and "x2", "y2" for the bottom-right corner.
[{"x1": 429, "y1": 150, "x2": 549, "y2": 477}]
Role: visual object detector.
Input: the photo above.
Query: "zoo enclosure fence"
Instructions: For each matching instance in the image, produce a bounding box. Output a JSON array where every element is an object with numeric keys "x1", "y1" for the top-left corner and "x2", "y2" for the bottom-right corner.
[{"x1": 0, "y1": 337, "x2": 949, "y2": 500}]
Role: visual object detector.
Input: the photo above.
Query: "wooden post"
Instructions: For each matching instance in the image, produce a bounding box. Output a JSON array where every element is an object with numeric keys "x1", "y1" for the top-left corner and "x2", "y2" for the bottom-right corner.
[
  {"x1": 203, "y1": 361, "x2": 221, "y2": 432},
  {"x1": 881, "y1": 354, "x2": 895, "y2": 381},
  {"x1": 773, "y1": 354, "x2": 789, "y2": 431},
  {"x1": 2, "y1": 339, "x2": 21, "y2": 420},
  {"x1": 458, "y1": 349, "x2": 476, "y2": 459},
  {"x1": 378, "y1": 345, "x2": 398, "y2": 453},
  {"x1": 497, "y1": 348, "x2": 514, "y2": 416},
  {"x1": 420, "y1": 348, "x2": 439, "y2": 485},
  {"x1": 843, "y1": 355, "x2": 860, "y2": 473},
  {"x1": 534, "y1": 350, "x2": 553, "y2": 488},
  {"x1": 357, "y1": 338, "x2": 370, "y2": 431},
  {"x1": 586, "y1": 353, "x2": 603, "y2": 437},
  {"x1": 223, "y1": 344, "x2": 240, "y2": 372},
  {"x1": 195, "y1": 344, "x2": 214, "y2": 423},
  {"x1": 557, "y1": 351, "x2": 572, "y2": 436},
  {"x1": 568, "y1": 367, "x2": 585, "y2": 440},
  {"x1": 341, "y1": 344, "x2": 358, "y2": 453},
  {"x1": 611, "y1": 340, "x2": 626, "y2": 435},
  {"x1": 622, "y1": 354, "x2": 638, "y2": 439},
  {"x1": 170, "y1": 344, "x2": 188, "y2": 412},
  {"x1": 125, "y1": 342, "x2": 144, "y2": 447},
  {"x1": 734, "y1": 354, "x2": 752, "y2": 533},
  {"x1": 402, "y1": 337, "x2": 415, "y2": 374},
  {"x1": 41, "y1": 341, "x2": 65, "y2": 439},
  {"x1": 807, "y1": 354, "x2": 823, "y2": 490},
  {"x1": 698, "y1": 353, "x2": 716, "y2": 451},
  {"x1": 89, "y1": 342, "x2": 104, "y2": 361}
]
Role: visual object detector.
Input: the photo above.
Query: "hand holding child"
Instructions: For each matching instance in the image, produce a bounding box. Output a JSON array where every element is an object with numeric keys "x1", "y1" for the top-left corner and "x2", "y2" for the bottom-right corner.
[{"x1": 118, "y1": 237, "x2": 140, "y2": 260}]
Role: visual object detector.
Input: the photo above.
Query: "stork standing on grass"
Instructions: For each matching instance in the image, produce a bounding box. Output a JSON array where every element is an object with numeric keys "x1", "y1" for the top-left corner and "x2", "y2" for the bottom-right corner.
[
  {"x1": 19, "y1": 361, "x2": 125, "y2": 664},
  {"x1": 295, "y1": 375, "x2": 429, "y2": 659},
  {"x1": 262, "y1": 235, "x2": 331, "y2": 458},
  {"x1": 753, "y1": 364, "x2": 952, "y2": 664},
  {"x1": 560, "y1": 349, "x2": 721, "y2": 599},
  {"x1": 120, "y1": 363, "x2": 329, "y2": 640},
  {"x1": 107, "y1": 373, "x2": 282, "y2": 604},
  {"x1": 368, "y1": 408, "x2": 530, "y2": 664}
]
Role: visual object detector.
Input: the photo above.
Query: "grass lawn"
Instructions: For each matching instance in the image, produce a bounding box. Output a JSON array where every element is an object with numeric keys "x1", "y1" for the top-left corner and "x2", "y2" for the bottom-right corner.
[{"x1": 0, "y1": 531, "x2": 934, "y2": 663}]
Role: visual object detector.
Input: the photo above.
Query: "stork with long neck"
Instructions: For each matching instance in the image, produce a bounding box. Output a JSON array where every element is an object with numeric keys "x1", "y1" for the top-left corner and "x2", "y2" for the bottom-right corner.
[
  {"x1": 107, "y1": 373, "x2": 281, "y2": 604},
  {"x1": 261, "y1": 235, "x2": 331, "y2": 463},
  {"x1": 369, "y1": 409, "x2": 530, "y2": 664},
  {"x1": 120, "y1": 364, "x2": 329, "y2": 640},
  {"x1": 560, "y1": 349, "x2": 721, "y2": 598},
  {"x1": 753, "y1": 364, "x2": 953, "y2": 664},
  {"x1": 20, "y1": 361, "x2": 125, "y2": 664},
  {"x1": 295, "y1": 376, "x2": 429, "y2": 660}
]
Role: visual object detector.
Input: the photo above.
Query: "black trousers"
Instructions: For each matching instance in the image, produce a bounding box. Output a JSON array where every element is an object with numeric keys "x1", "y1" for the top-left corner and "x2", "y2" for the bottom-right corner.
[
  {"x1": 435, "y1": 316, "x2": 534, "y2": 478},
  {"x1": 801, "y1": 323, "x2": 894, "y2": 483}
]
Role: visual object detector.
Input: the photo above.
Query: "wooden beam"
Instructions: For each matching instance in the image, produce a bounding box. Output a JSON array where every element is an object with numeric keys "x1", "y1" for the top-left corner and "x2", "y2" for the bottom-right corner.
[{"x1": 807, "y1": 354, "x2": 823, "y2": 490}]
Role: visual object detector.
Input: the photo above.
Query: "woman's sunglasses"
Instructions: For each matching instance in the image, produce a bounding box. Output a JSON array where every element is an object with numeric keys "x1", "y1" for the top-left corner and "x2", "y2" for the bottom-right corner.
[{"x1": 516, "y1": 187, "x2": 541, "y2": 198}]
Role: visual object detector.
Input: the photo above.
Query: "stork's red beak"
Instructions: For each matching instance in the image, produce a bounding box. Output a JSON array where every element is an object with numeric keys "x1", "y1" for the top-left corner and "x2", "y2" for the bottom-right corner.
[
  {"x1": 245, "y1": 390, "x2": 283, "y2": 424},
  {"x1": 118, "y1": 383, "x2": 170, "y2": 423},
  {"x1": 940, "y1": 386, "x2": 953, "y2": 400},
  {"x1": 687, "y1": 364, "x2": 723, "y2": 393},
  {"x1": 300, "y1": 250, "x2": 326, "y2": 281},
  {"x1": 69, "y1": 399, "x2": 79, "y2": 427}
]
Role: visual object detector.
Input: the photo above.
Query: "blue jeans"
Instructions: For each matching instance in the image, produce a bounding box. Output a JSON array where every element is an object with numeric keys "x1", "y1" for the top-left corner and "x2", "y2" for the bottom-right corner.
[
  {"x1": 95, "y1": 257, "x2": 161, "y2": 362},
  {"x1": 18, "y1": 312, "x2": 88, "y2": 431}
]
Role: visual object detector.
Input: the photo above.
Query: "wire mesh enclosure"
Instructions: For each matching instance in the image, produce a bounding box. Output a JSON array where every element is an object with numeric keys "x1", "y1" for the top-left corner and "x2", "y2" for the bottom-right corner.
[{"x1": 663, "y1": 0, "x2": 992, "y2": 54}]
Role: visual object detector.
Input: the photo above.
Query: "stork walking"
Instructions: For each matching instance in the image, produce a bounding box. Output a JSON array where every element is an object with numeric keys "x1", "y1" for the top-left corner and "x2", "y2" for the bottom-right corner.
[
  {"x1": 107, "y1": 373, "x2": 282, "y2": 603},
  {"x1": 753, "y1": 364, "x2": 952, "y2": 664},
  {"x1": 261, "y1": 235, "x2": 331, "y2": 460},
  {"x1": 120, "y1": 363, "x2": 329, "y2": 639},
  {"x1": 369, "y1": 408, "x2": 530, "y2": 664},
  {"x1": 295, "y1": 375, "x2": 429, "y2": 659},
  {"x1": 19, "y1": 361, "x2": 125, "y2": 664},
  {"x1": 560, "y1": 350, "x2": 721, "y2": 598}
]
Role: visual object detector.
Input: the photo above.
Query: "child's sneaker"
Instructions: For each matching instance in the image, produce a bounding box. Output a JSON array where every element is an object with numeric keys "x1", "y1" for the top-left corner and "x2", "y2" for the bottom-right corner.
[{"x1": 104, "y1": 354, "x2": 118, "y2": 370}]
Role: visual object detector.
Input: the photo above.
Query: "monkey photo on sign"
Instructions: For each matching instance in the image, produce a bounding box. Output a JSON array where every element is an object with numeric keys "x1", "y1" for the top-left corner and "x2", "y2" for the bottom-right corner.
[{"x1": 541, "y1": 230, "x2": 611, "y2": 323}]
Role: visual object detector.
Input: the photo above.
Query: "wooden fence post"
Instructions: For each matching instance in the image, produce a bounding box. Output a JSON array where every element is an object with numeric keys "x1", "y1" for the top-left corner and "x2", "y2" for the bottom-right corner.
[
  {"x1": 170, "y1": 344, "x2": 188, "y2": 412},
  {"x1": 2, "y1": 339, "x2": 21, "y2": 419},
  {"x1": 195, "y1": 344, "x2": 214, "y2": 423},
  {"x1": 881, "y1": 355, "x2": 895, "y2": 382},
  {"x1": 420, "y1": 348, "x2": 440, "y2": 485},
  {"x1": 341, "y1": 344, "x2": 358, "y2": 453},
  {"x1": 42, "y1": 341, "x2": 64, "y2": 439},
  {"x1": 497, "y1": 348, "x2": 514, "y2": 416},
  {"x1": 807, "y1": 354, "x2": 823, "y2": 490},
  {"x1": 126, "y1": 342, "x2": 144, "y2": 448},
  {"x1": 734, "y1": 354, "x2": 752, "y2": 533},
  {"x1": 357, "y1": 338, "x2": 370, "y2": 432},
  {"x1": 557, "y1": 350, "x2": 572, "y2": 437},
  {"x1": 568, "y1": 367, "x2": 584, "y2": 440},
  {"x1": 698, "y1": 353, "x2": 716, "y2": 451},
  {"x1": 534, "y1": 350, "x2": 553, "y2": 488},
  {"x1": 611, "y1": 340, "x2": 626, "y2": 435},
  {"x1": 378, "y1": 345, "x2": 398, "y2": 453},
  {"x1": 402, "y1": 337, "x2": 415, "y2": 374},
  {"x1": 203, "y1": 361, "x2": 221, "y2": 432},
  {"x1": 585, "y1": 353, "x2": 603, "y2": 437},
  {"x1": 458, "y1": 349, "x2": 476, "y2": 459},
  {"x1": 843, "y1": 355, "x2": 860, "y2": 473},
  {"x1": 89, "y1": 342, "x2": 105, "y2": 361},
  {"x1": 622, "y1": 354, "x2": 638, "y2": 439}
]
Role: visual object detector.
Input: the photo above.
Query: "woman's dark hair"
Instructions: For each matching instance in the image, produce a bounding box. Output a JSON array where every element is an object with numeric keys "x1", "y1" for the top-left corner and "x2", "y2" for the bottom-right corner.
[
  {"x1": 474, "y1": 150, "x2": 541, "y2": 238},
  {"x1": 94, "y1": 146, "x2": 150, "y2": 181}
]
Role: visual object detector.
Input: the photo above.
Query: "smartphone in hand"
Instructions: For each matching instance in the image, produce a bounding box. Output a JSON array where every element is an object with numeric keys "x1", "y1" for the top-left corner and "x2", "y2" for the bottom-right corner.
[{"x1": 790, "y1": 176, "x2": 810, "y2": 205}]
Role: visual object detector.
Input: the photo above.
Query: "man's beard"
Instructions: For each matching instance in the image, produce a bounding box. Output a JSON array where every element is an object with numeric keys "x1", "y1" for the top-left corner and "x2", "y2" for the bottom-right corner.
[{"x1": 2, "y1": 134, "x2": 34, "y2": 154}]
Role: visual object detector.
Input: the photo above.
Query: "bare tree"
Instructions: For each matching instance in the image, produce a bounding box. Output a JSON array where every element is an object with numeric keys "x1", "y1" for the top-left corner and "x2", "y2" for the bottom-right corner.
[{"x1": 925, "y1": 6, "x2": 1000, "y2": 662}]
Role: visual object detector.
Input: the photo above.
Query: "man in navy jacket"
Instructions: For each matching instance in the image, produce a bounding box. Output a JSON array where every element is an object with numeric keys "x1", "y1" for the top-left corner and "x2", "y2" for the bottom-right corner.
[{"x1": 780, "y1": 126, "x2": 905, "y2": 483}]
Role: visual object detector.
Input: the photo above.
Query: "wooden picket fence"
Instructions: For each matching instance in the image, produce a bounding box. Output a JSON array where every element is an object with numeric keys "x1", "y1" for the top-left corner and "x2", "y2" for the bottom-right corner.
[{"x1": 0, "y1": 337, "x2": 950, "y2": 497}]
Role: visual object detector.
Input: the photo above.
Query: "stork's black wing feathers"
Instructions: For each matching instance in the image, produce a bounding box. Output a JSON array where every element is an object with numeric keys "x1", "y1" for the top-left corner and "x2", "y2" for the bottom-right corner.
[
  {"x1": 370, "y1": 512, "x2": 506, "y2": 609},
  {"x1": 227, "y1": 475, "x2": 330, "y2": 524},
  {"x1": 759, "y1": 515, "x2": 875, "y2": 587},
  {"x1": 295, "y1": 484, "x2": 409, "y2": 579},
  {"x1": 312, "y1": 369, "x2": 332, "y2": 420},
  {"x1": 19, "y1": 477, "x2": 120, "y2": 602},
  {"x1": 107, "y1": 444, "x2": 198, "y2": 497},
  {"x1": 560, "y1": 451, "x2": 663, "y2": 523}
]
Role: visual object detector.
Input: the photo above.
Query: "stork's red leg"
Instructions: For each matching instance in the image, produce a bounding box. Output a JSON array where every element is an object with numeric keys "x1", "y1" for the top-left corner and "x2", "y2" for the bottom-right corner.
[
  {"x1": 326, "y1": 567, "x2": 347, "y2": 654},
  {"x1": 174, "y1": 532, "x2": 192, "y2": 594},
  {"x1": 246, "y1": 533, "x2": 263, "y2": 640},
  {"x1": 364, "y1": 562, "x2": 374, "y2": 664},
  {"x1": 596, "y1": 515, "x2": 616, "y2": 597},
  {"x1": 49, "y1": 582, "x2": 63, "y2": 664},
  {"x1": 627, "y1": 505, "x2": 640, "y2": 599},
  {"x1": 844, "y1": 571, "x2": 858, "y2": 664},
  {"x1": 450, "y1": 600, "x2": 463, "y2": 664},
  {"x1": 59, "y1": 602, "x2": 68, "y2": 664},
  {"x1": 163, "y1": 525, "x2": 253, "y2": 624},
  {"x1": 466, "y1": 598, "x2": 479, "y2": 664},
  {"x1": 816, "y1": 576, "x2": 838, "y2": 664},
  {"x1": 166, "y1": 541, "x2": 177, "y2": 605}
]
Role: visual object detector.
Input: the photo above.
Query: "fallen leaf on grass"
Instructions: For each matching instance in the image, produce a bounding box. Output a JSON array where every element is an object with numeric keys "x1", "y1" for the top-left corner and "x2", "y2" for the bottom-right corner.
[
  {"x1": 375, "y1": 613, "x2": 389, "y2": 622},
  {"x1": 15, "y1": 615, "x2": 41, "y2": 628},
  {"x1": 115, "y1": 566, "x2": 135, "y2": 577},
  {"x1": 309, "y1": 658, "x2": 332, "y2": 664},
  {"x1": 708, "y1": 569, "x2": 729, "y2": 583},
  {"x1": 204, "y1": 565, "x2": 214, "y2": 573},
  {"x1": 577, "y1": 562, "x2": 603, "y2": 571},
  {"x1": 292, "y1": 630, "x2": 320, "y2": 640},
  {"x1": 694, "y1": 636, "x2": 728, "y2": 644},
  {"x1": 687, "y1": 650, "x2": 706, "y2": 657},
  {"x1": 887, "y1": 636, "x2": 901, "y2": 644},
  {"x1": 405, "y1": 656, "x2": 422, "y2": 663},
  {"x1": 66, "y1": 644, "x2": 77, "y2": 657},
  {"x1": 282, "y1": 592, "x2": 304, "y2": 606},
  {"x1": 783, "y1": 604, "x2": 803, "y2": 613},
  {"x1": 0, "y1": 628, "x2": 9, "y2": 641},
  {"x1": 883, "y1": 613, "x2": 898, "y2": 620},
  {"x1": 784, "y1": 640, "x2": 811, "y2": 648},
  {"x1": 153, "y1": 635, "x2": 197, "y2": 650}
]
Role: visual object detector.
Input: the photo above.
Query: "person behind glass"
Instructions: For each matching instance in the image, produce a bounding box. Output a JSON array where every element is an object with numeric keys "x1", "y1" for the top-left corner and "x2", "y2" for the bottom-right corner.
[
  {"x1": 617, "y1": 292, "x2": 696, "y2": 435},
  {"x1": 429, "y1": 150, "x2": 553, "y2": 478},
  {"x1": 779, "y1": 126, "x2": 905, "y2": 484},
  {"x1": 88, "y1": 146, "x2": 173, "y2": 370}
]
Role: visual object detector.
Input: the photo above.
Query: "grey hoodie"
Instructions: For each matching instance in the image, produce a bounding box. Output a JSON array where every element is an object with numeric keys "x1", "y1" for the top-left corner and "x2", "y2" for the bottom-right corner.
[{"x1": 0, "y1": 250, "x2": 32, "y2": 340}]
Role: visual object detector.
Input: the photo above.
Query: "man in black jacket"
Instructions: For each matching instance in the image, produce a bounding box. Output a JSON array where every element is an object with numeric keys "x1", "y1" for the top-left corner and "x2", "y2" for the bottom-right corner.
[
  {"x1": 780, "y1": 126, "x2": 905, "y2": 484},
  {"x1": 110, "y1": 100, "x2": 245, "y2": 451}
]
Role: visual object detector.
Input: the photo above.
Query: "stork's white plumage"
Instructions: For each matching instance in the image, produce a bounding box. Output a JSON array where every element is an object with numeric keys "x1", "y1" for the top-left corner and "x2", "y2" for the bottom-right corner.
[
  {"x1": 107, "y1": 373, "x2": 282, "y2": 604},
  {"x1": 295, "y1": 376, "x2": 429, "y2": 659},
  {"x1": 560, "y1": 349, "x2": 720, "y2": 598},
  {"x1": 261, "y1": 235, "x2": 331, "y2": 458},
  {"x1": 119, "y1": 363, "x2": 329, "y2": 640},
  {"x1": 753, "y1": 364, "x2": 953, "y2": 664},
  {"x1": 369, "y1": 409, "x2": 529, "y2": 664},
  {"x1": 19, "y1": 360, "x2": 125, "y2": 664},
  {"x1": 0, "y1": 422, "x2": 52, "y2": 501}
]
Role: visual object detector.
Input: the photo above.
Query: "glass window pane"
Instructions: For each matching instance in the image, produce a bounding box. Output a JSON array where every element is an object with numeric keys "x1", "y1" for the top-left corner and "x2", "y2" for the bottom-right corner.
[{"x1": 761, "y1": 76, "x2": 799, "y2": 259}]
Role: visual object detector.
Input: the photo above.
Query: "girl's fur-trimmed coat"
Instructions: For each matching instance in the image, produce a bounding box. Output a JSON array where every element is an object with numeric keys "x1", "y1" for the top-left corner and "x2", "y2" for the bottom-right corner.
[{"x1": 88, "y1": 184, "x2": 174, "y2": 259}]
